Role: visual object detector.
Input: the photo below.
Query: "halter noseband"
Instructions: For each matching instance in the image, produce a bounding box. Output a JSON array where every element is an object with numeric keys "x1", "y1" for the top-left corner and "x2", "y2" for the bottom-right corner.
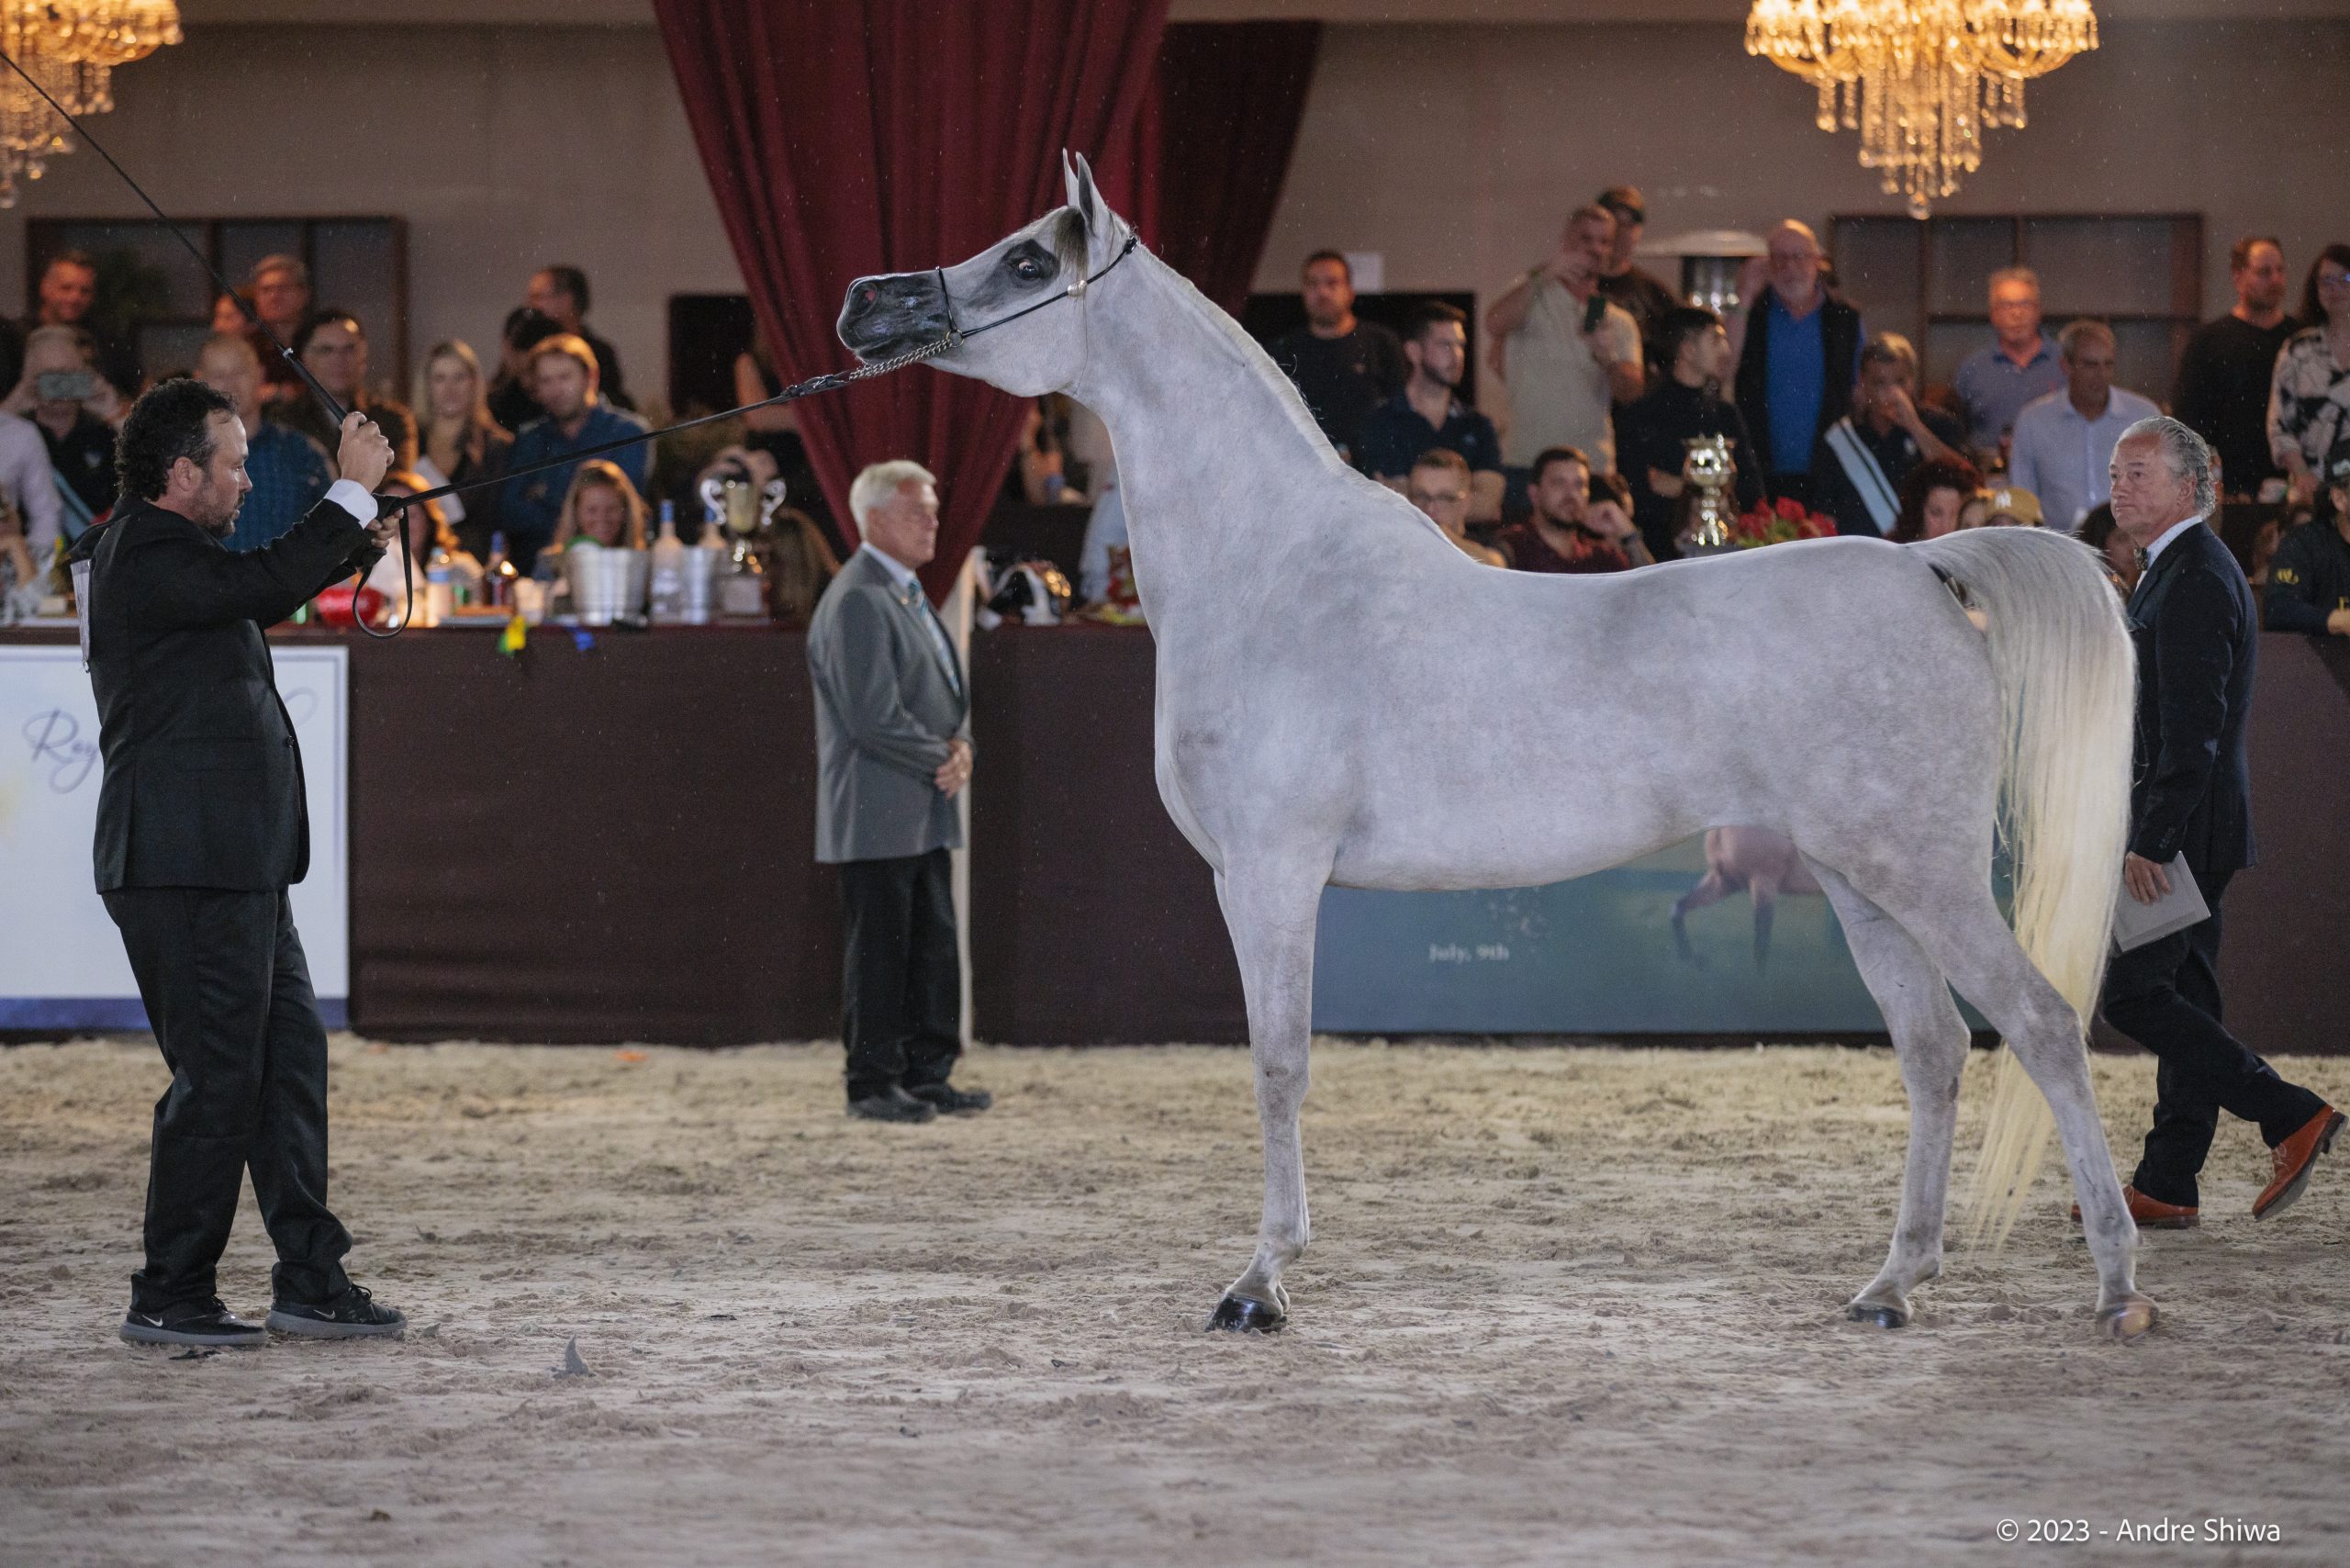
[{"x1": 933, "y1": 231, "x2": 1139, "y2": 348}]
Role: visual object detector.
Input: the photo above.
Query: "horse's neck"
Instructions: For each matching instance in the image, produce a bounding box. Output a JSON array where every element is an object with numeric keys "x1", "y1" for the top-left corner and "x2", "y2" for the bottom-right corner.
[{"x1": 1069, "y1": 253, "x2": 1354, "y2": 621}]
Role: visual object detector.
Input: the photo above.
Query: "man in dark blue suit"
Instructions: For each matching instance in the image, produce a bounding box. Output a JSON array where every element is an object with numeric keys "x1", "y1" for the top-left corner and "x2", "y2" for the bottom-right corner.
[
  {"x1": 2098, "y1": 417, "x2": 2341, "y2": 1227},
  {"x1": 80, "y1": 380, "x2": 411, "y2": 1348}
]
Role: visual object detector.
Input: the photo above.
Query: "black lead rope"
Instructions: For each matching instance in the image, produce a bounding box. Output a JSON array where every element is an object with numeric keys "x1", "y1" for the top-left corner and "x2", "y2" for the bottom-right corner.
[{"x1": 4, "y1": 38, "x2": 1140, "y2": 633}]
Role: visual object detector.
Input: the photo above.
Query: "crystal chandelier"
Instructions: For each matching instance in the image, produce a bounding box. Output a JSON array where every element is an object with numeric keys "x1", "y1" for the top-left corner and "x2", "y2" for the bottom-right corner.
[
  {"x1": 0, "y1": 2, "x2": 184, "y2": 207},
  {"x1": 1746, "y1": 2, "x2": 2098, "y2": 218}
]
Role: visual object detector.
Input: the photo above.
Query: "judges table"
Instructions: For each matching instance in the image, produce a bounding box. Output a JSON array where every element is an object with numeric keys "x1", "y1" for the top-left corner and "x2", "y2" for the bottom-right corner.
[{"x1": 3, "y1": 623, "x2": 2344, "y2": 1051}]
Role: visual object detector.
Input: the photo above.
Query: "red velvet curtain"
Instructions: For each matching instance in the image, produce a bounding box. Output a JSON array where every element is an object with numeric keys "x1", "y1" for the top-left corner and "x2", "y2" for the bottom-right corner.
[
  {"x1": 1132, "y1": 22, "x2": 1323, "y2": 319},
  {"x1": 652, "y1": 0, "x2": 1169, "y2": 600}
]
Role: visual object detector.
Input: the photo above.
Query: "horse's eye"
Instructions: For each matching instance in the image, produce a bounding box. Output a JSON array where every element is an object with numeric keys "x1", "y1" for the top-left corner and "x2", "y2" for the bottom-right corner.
[{"x1": 1012, "y1": 254, "x2": 1046, "y2": 281}]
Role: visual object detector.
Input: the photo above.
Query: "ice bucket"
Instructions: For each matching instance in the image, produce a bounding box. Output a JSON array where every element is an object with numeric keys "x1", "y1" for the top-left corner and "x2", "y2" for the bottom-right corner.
[{"x1": 565, "y1": 543, "x2": 649, "y2": 626}]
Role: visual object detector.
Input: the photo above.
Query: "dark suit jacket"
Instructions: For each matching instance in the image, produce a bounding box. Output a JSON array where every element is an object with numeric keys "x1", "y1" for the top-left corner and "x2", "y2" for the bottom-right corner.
[
  {"x1": 2124, "y1": 520, "x2": 2256, "y2": 881},
  {"x1": 80, "y1": 492, "x2": 379, "y2": 892}
]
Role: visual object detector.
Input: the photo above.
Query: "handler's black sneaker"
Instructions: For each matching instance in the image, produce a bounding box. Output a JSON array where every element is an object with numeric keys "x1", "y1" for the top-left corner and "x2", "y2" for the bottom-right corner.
[
  {"x1": 119, "y1": 1298, "x2": 267, "y2": 1349},
  {"x1": 907, "y1": 1082, "x2": 992, "y2": 1114},
  {"x1": 267, "y1": 1282, "x2": 407, "y2": 1339},
  {"x1": 847, "y1": 1085, "x2": 936, "y2": 1124}
]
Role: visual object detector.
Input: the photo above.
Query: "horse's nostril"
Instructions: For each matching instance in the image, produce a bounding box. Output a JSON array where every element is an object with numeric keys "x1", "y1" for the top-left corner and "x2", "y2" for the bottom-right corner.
[{"x1": 862, "y1": 286, "x2": 878, "y2": 305}]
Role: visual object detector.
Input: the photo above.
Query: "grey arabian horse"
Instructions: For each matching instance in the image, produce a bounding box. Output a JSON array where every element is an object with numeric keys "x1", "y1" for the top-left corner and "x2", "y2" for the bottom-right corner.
[{"x1": 838, "y1": 155, "x2": 2153, "y2": 1340}]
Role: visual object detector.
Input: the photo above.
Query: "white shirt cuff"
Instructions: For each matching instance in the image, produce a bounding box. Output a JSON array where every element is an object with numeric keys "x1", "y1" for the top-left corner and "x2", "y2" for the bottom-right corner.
[{"x1": 326, "y1": 479, "x2": 377, "y2": 525}]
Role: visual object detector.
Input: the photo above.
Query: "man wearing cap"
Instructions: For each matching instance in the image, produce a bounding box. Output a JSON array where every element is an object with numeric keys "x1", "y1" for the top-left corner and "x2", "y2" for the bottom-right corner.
[
  {"x1": 1594, "y1": 185, "x2": 1679, "y2": 379},
  {"x1": 2263, "y1": 439, "x2": 2350, "y2": 636},
  {"x1": 2008, "y1": 319, "x2": 2159, "y2": 531},
  {"x1": 1979, "y1": 486, "x2": 2043, "y2": 528}
]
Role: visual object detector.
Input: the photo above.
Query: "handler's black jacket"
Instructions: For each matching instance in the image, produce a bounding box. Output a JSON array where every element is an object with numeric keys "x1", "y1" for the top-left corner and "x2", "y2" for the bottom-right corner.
[
  {"x1": 2125, "y1": 520, "x2": 2255, "y2": 881},
  {"x1": 77, "y1": 493, "x2": 379, "y2": 892},
  {"x1": 2262, "y1": 517, "x2": 2350, "y2": 636}
]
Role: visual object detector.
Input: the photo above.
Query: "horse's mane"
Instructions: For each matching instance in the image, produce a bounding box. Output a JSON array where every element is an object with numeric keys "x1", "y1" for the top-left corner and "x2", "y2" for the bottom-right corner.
[{"x1": 1133, "y1": 245, "x2": 1355, "y2": 484}]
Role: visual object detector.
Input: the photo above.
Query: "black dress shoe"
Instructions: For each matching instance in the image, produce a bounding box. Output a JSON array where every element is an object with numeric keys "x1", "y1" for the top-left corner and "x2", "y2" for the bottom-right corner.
[
  {"x1": 267, "y1": 1282, "x2": 407, "y2": 1339},
  {"x1": 847, "y1": 1084, "x2": 937, "y2": 1124},
  {"x1": 907, "y1": 1082, "x2": 992, "y2": 1114},
  {"x1": 120, "y1": 1297, "x2": 267, "y2": 1349}
]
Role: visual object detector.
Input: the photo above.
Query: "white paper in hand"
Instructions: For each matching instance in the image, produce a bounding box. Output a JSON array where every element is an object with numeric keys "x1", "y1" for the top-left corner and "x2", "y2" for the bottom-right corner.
[{"x1": 2112, "y1": 853, "x2": 2209, "y2": 953}]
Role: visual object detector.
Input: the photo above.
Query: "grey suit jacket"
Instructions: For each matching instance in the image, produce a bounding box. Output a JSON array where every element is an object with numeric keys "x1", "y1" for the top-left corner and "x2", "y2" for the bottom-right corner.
[{"x1": 807, "y1": 548, "x2": 972, "y2": 863}]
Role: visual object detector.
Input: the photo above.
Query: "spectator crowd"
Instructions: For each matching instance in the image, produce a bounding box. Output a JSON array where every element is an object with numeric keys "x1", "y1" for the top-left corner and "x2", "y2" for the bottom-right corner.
[
  {"x1": 0, "y1": 252, "x2": 658, "y2": 620},
  {"x1": 1260, "y1": 190, "x2": 2350, "y2": 639},
  {"x1": 6, "y1": 208, "x2": 2348, "y2": 647}
]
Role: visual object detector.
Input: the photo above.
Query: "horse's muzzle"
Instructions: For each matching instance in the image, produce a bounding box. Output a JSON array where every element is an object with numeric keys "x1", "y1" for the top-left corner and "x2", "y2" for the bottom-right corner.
[{"x1": 838, "y1": 271, "x2": 949, "y2": 362}]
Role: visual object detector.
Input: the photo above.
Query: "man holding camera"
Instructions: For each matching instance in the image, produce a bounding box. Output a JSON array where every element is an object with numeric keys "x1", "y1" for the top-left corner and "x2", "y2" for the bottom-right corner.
[
  {"x1": 1487, "y1": 204, "x2": 1645, "y2": 486},
  {"x1": 7, "y1": 324, "x2": 120, "y2": 533},
  {"x1": 78, "y1": 381, "x2": 410, "y2": 1348}
]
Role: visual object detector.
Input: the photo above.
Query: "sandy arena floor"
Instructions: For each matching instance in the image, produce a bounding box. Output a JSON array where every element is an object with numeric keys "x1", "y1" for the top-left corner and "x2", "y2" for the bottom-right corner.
[{"x1": 2, "y1": 1036, "x2": 2346, "y2": 1567}]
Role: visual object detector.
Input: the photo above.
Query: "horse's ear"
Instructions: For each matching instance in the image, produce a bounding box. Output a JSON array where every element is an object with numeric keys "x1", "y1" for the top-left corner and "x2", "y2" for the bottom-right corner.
[{"x1": 1064, "y1": 150, "x2": 1105, "y2": 236}]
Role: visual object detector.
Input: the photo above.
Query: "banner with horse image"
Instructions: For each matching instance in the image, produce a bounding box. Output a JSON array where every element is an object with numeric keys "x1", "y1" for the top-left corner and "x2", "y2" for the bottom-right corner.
[
  {"x1": 1312, "y1": 832, "x2": 2003, "y2": 1036},
  {"x1": 0, "y1": 644, "x2": 350, "y2": 1029}
]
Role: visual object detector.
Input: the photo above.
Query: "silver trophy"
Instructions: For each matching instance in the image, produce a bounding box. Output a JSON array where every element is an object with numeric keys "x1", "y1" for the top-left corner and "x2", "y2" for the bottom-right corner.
[
  {"x1": 1677, "y1": 435, "x2": 1737, "y2": 554},
  {"x1": 699, "y1": 471, "x2": 789, "y2": 616}
]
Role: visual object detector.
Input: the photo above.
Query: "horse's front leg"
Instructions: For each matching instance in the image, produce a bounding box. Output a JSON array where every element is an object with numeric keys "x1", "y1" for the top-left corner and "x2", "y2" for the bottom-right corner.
[{"x1": 1206, "y1": 862, "x2": 1325, "y2": 1332}]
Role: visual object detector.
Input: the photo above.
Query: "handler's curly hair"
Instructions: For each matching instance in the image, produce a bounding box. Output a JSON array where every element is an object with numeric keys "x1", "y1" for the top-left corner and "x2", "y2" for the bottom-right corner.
[{"x1": 116, "y1": 377, "x2": 237, "y2": 503}]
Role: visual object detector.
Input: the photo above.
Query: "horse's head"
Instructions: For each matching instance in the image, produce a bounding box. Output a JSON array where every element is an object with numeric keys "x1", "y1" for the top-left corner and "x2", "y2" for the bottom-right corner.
[{"x1": 837, "y1": 151, "x2": 1134, "y2": 398}]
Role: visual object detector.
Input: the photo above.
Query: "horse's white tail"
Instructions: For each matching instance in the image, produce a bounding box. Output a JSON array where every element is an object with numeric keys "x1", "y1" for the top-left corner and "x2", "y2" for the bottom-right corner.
[{"x1": 1910, "y1": 528, "x2": 2136, "y2": 1249}]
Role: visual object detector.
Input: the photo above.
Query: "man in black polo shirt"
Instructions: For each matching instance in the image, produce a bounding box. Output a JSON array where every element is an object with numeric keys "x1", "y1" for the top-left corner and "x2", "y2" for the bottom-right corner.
[
  {"x1": 2264, "y1": 439, "x2": 2350, "y2": 636},
  {"x1": 2175, "y1": 236, "x2": 2297, "y2": 499},
  {"x1": 1269, "y1": 250, "x2": 1406, "y2": 465},
  {"x1": 1810, "y1": 333, "x2": 1963, "y2": 538},
  {"x1": 1357, "y1": 301, "x2": 1503, "y2": 523}
]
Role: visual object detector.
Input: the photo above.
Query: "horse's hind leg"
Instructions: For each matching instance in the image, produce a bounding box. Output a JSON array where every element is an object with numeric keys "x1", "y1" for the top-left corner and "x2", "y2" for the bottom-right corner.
[
  {"x1": 1206, "y1": 862, "x2": 1325, "y2": 1333},
  {"x1": 1852, "y1": 868, "x2": 2153, "y2": 1339},
  {"x1": 1750, "y1": 879, "x2": 1781, "y2": 970},
  {"x1": 1672, "y1": 871, "x2": 1733, "y2": 965},
  {"x1": 1807, "y1": 859, "x2": 1967, "y2": 1328}
]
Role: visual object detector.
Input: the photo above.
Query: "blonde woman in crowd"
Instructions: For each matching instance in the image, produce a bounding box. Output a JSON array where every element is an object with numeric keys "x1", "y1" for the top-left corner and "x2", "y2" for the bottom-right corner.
[
  {"x1": 549, "y1": 459, "x2": 649, "y2": 554},
  {"x1": 411, "y1": 340, "x2": 513, "y2": 557}
]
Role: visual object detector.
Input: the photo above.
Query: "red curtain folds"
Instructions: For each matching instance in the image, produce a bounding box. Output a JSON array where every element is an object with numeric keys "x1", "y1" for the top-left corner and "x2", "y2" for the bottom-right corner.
[
  {"x1": 1133, "y1": 22, "x2": 1323, "y2": 319},
  {"x1": 652, "y1": 0, "x2": 1169, "y2": 600}
]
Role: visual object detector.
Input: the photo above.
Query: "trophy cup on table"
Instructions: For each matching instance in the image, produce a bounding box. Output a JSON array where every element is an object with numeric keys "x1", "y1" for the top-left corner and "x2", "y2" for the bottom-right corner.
[
  {"x1": 1676, "y1": 434, "x2": 1737, "y2": 555},
  {"x1": 699, "y1": 470, "x2": 788, "y2": 617}
]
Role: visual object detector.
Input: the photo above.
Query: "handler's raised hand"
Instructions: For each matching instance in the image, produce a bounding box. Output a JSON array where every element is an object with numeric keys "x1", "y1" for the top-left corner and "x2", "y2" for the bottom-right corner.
[{"x1": 336, "y1": 411, "x2": 395, "y2": 493}]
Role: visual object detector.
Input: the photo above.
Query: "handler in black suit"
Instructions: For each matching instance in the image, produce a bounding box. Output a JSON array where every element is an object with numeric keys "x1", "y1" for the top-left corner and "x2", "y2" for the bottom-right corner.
[
  {"x1": 79, "y1": 379, "x2": 410, "y2": 1347},
  {"x1": 2098, "y1": 417, "x2": 2341, "y2": 1228}
]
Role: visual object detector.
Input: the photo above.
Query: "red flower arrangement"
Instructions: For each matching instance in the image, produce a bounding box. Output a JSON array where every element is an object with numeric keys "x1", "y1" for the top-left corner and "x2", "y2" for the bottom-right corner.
[{"x1": 1730, "y1": 496, "x2": 1836, "y2": 547}]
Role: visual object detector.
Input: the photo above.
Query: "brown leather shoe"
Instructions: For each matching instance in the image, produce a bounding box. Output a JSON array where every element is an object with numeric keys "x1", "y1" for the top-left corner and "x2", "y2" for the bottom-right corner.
[
  {"x1": 2069, "y1": 1185, "x2": 2200, "y2": 1229},
  {"x1": 2253, "y1": 1106, "x2": 2344, "y2": 1221}
]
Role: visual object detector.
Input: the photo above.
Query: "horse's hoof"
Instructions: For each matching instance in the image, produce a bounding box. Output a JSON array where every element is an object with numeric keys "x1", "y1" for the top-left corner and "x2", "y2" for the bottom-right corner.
[
  {"x1": 2098, "y1": 1294, "x2": 2158, "y2": 1342},
  {"x1": 1206, "y1": 1294, "x2": 1285, "y2": 1334},
  {"x1": 1847, "y1": 1300, "x2": 1909, "y2": 1330}
]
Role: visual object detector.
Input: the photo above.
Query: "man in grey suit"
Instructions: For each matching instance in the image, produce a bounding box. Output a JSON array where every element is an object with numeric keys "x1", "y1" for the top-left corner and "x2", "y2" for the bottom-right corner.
[{"x1": 808, "y1": 460, "x2": 990, "y2": 1123}]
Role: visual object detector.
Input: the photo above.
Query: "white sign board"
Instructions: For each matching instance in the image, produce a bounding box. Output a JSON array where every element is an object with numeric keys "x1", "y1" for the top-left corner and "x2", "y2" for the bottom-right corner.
[{"x1": 0, "y1": 644, "x2": 349, "y2": 1029}]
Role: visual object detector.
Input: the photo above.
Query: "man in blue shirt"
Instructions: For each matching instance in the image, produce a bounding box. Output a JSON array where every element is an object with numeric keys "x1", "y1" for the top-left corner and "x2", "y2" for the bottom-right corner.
[
  {"x1": 1729, "y1": 221, "x2": 1863, "y2": 509},
  {"x1": 1357, "y1": 302, "x2": 1504, "y2": 522},
  {"x1": 196, "y1": 332, "x2": 332, "y2": 553},
  {"x1": 500, "y1": 333, "x2": 650, "y2": 571},
  {"x1": 1952, "y1": 266, "x2": 2065, "y2": 465},
  {"x1": 2008, "y1": 319, "x2": 2161, "y2": 531}
]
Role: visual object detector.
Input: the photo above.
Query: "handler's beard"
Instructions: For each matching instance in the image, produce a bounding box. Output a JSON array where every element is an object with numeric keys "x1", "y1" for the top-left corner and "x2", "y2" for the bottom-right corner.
[{"x1": 189, "y1": 473, "x2": 246, "y2": 538}]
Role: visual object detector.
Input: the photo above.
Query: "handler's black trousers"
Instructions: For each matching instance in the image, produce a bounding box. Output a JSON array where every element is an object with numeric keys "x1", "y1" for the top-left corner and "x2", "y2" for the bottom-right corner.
[
  {"x1": 2099, "y1": 870, "x2": 2325, "y2": 1208},
  {"x1": 103, "y1": 887, "x2": 352, "y2": 1314},
  {"x1": 837, "y1": 848, "x2": 961, "y2": 1102}
]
